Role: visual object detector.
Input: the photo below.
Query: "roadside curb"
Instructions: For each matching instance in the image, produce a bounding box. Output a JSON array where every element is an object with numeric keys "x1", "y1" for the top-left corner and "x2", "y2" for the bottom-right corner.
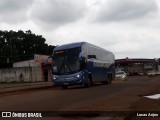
[{"x1": 0, "y1": 82, "x2": 54, "y2": 94}]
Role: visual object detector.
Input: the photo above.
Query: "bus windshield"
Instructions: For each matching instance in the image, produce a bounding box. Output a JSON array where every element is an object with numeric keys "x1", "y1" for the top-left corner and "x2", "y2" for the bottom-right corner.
[{"x1": 52, "y1": 47, "x2": 81, "y2": 75}]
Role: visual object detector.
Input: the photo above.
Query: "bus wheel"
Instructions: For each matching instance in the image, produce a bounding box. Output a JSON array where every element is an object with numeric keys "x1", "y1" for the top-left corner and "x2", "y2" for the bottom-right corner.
[{"x1": 62, "y1": 85, "x2": 68, "y2": 89}]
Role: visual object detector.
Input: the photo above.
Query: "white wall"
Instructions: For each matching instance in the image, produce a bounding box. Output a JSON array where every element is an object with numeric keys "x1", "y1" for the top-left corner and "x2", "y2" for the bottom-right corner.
[
  {"x1": 158, "y1": 65, "x2": 160, "y2": 71},
  {"x1": 13, "y1": 60, "x2": 41, "y2": 68},
  {"x1": 31, "y1": 67, "x2": 43, "y2": 82},
  {"x1": 0, "y1": 67, "x2": 43, "y2": 83}
]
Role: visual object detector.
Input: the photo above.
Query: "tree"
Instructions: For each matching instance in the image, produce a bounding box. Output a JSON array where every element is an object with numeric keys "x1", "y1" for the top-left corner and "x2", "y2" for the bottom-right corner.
[{"x1": 0, "y1": 30, "x2": 55, "y2": 63}]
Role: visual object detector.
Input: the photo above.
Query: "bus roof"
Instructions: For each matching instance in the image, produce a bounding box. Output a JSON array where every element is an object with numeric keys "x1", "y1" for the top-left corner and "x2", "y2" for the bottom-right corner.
[
  {"x1": 54, "y1": 42, "x2": 86, "y2": 51},
  {"x1": 54, "y1": 42, "x2": 111, "y2": 53}
]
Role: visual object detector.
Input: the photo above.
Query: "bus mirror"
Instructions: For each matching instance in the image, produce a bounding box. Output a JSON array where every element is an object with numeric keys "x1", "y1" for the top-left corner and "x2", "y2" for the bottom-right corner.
[
  {"x1": 79, "y1": 51, "x2": 85, "y2": 62},
  {"x1": 79, "y1": 51, "x2": 84, "y2": 58},
  {"x1": 79, "y1": 57, "x2": 86, "y2": 70},
  {"x1": 79, "y1": 56, "x2": 85, "y2": 63},
  {"x1": 47, "y1": 57, "x2": 54, "y2": 64}
]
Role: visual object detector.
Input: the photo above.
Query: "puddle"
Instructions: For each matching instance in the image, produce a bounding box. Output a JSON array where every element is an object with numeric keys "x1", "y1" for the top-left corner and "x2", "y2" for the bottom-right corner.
[{"x1": 144, "y1": 94, "x2": 160, "y2": 99}]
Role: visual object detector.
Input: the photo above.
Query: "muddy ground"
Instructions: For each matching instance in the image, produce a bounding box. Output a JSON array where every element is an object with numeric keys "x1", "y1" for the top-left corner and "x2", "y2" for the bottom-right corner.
[{"x1": 65, "y1": 76, "x2": 160, "y2": 120}]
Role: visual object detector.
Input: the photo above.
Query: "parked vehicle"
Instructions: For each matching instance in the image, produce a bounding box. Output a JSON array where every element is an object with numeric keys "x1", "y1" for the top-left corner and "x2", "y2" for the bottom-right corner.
[
  {"x1": 156, "y1": 71, "x2": 160, "y2": 75},
  {"x1": 115, "y1": 71, "x2": 127, "y2": 81},
  {"x1": 147, "y1": 71, "x2": 157, "y2": 76},
  {"x1": 138, "y1": 72, "x2": 144, "y2": 76}
]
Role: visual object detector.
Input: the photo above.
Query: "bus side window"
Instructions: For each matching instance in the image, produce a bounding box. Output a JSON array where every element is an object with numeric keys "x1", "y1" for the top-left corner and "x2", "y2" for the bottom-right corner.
[{"x1": 88, "y1": 55, "x2": 97, "y2": 59}]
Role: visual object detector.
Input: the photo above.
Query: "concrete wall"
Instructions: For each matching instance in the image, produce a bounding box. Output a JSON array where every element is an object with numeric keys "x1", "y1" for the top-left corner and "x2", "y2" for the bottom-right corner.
[
  {"x1": 31, "y1": 67, "x2": 43, "y2": 82},
  {"x1": 13, "y1": 60, "x2": 41, "y2": 68},
  {"x1": 0, "y1": 59, "x2": 52, "y2": 82},
  {"x1": 0, "y1": 67, "x2": 43, "y2": 83},
  {"x1": 158, "y1": 65, "x2": 160, "y2": 71}
]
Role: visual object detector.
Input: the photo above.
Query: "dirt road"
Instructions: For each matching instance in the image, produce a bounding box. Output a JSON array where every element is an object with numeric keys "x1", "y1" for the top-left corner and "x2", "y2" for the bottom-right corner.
[{"x1": 0, "y1": 76, "x2": 160, "y2": 120}]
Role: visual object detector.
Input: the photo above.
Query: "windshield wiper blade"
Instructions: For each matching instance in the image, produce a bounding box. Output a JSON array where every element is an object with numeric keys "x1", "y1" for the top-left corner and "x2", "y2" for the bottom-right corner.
[
  {"x1": 66, "y1": 63, "x2": 72, "y2": 72},
  {"x1": 58, "y1": 59, "x2": 65, "y2": 74}
]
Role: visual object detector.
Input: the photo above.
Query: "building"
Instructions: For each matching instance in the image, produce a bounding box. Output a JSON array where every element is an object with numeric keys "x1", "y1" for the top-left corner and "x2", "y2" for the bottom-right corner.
[
  {"x1": 12, "y1": 54, "x2": 52, "y2": 82},
  {"x1": 115, "y1": 58, "x2": 156, "y2": 75}
]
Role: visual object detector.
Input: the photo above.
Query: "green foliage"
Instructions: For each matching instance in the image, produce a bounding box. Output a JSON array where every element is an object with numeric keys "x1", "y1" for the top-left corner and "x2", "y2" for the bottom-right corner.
[
  {"x1": 0, "y1": 30, "x2": 55, "y2": 63},
  {"x1": 158, "y1": 58, "x2": 160, "y2": 65}
]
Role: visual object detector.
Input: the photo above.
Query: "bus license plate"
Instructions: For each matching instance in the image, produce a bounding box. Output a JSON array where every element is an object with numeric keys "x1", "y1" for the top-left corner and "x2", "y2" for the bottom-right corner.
[{"x1": 63, "y1": 83, "x2": 69, "y2": 85}]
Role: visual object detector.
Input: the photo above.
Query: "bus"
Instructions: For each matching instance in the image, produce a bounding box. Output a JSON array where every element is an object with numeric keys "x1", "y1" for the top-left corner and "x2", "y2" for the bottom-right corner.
[{"x1": 48, "y1": 42, "x2": 115, "y2": 89}]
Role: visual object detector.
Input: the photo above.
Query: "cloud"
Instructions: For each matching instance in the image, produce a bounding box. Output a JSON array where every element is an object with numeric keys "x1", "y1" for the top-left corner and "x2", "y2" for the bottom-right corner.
[
  {"x1": 0, "y1": 0, "x2": 33, "y2": 23},
  {"x1": 0, "y1": 0, "x2": 160, "y2": 59},
  {"x1": 30, "y1": 0, "x2": 87, "y2": 29},
  {"x1": 94, "y1": 0, "x2": 158, "y2": 22}
]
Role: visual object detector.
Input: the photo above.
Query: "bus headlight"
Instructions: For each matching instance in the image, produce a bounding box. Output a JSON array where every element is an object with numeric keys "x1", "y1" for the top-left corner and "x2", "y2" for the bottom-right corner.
[
  {"x1": 75, "y1": 74, "x2": 80, "y2": 78},
  {"x1": 53, "y1": 75, "x2": 58, "y2": 80}
]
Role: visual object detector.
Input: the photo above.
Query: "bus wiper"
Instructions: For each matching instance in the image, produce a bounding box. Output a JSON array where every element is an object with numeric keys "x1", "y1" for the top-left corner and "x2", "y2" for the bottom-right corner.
[
  {"x1": 66, "y1": 63, "x2": 72, "y2": 72},
  {"x1": 58, "y1": 59, "x2": 65, "y2": 74}
]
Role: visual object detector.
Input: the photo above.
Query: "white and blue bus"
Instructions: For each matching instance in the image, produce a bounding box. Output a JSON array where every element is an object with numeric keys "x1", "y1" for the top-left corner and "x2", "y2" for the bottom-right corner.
[{"x1": 48, "y1": 42, "x2": 115, "y2": 89}]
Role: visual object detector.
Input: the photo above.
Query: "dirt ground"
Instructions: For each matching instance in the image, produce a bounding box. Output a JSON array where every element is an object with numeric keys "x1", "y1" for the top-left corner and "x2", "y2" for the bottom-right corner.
[
  {"x1": 70, "y1": 76, "x2": 160, "y2": 120},
  {"x1": 1, "y1": 76, "x2": 160, "y2": 120},
  {"x1": 56, "y1": 76, "x2": 160, "y2": 120}
]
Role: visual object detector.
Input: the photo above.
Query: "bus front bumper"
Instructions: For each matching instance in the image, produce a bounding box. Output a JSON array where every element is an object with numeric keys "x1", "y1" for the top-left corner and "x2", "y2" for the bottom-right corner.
[{"x1": 52, "y1": 74, "x2": 85, "y2": 86}]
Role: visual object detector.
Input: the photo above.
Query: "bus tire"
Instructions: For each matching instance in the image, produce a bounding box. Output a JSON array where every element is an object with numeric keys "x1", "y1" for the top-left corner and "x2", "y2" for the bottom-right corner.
[{"x1": 62, "y1": 85, "x2": 68, "y2": 89}]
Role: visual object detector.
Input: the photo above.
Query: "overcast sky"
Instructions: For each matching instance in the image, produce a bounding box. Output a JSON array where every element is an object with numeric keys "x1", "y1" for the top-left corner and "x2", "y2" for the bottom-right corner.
[{"x1": 1, "y1": 0, "x2": 160, "y2": 59}]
